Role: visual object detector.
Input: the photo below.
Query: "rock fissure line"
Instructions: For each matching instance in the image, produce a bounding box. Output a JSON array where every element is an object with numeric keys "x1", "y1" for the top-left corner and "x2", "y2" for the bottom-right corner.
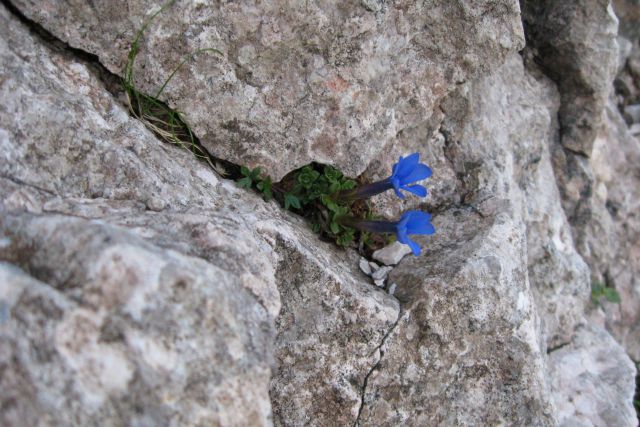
[
  {"x1": 355, "y1": 308, "x2": 402, "y2": 426},
  {"x1": 2, "y1": 0, "x2": 236, "y2": 181},
  {"x1": 0, "y1": 174, "x2": 57, "y2": 196},
  {"x1": 1, "y1": 0, "x2": 121, "y2": 93}
]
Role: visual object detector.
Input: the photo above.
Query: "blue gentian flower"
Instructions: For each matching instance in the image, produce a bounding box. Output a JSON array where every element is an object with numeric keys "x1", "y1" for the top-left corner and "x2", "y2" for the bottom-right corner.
[
  {"x1": 340, "y1": 210, "x2": 435, "y2": 256},
  {"x1": 389, "y1": 153, "x2": 432, "y2": 199},
  {"x1": 395, "y1": 210, "x2": 435, "y2": 255},
  {"x1": 336, "y1": 152, "x2": 432, "y2": 201}
]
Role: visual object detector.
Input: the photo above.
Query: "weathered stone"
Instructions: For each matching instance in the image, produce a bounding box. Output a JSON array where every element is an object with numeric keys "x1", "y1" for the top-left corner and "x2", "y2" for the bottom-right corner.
[
  {"x1": 613, "y1": 0, "x2": 640, "y2": 40},
  {"x1": 623, "y1": 103, "x2": 640, "y2": 123},
  {"x1": 582, "y1": 103, "x2": 640, "y2": 360},
  {"x1": 0, "y1": 6, "x2": 398, "y2": 425},
  {"x1": 371, "y1": 266, "x2": 392, "y2": 281},
  {"x1": 365, "y1": 205, "x2": 556, "y2": 425},
  {"x1": 12, "y1": 0, "x2": 525, "y2": 180},
  {"x1": 372, "y1": 241, "x2": 412, "y2": 266},
  {"x1": 521, "y1": 0, "x2": 619, "y2": 156},
  {"x1": 548, "y1": 323, "x2": 638, "y2": 426},
  {"x1": 269, "y1": 237, "x2": 398, "y2": 426},
  {"x1": 1, "y1": 0, "x2": 639, "y2": 425},
  {"x1": 359, "y1": 257, "x2": 372, "y2": 276}
]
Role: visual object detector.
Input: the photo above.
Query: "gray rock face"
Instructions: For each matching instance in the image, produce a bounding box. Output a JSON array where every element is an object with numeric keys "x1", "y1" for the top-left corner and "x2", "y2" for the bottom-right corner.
[
  {"x1": 548, "y1": 324, "x2": 638, "y2": 426},
  {"x1": 584, "y1": 103, "x2": 640, "y2": 360},
  {"x1": 1, "y1": 0, "x2": 639, "y2": 426},
  {"x1": 11, "y1": 0, "x2": 525, "y2": 180},
  {"x1": 0, "y1": 5, "x2": 394, "y2": 424},
  {"x1": 521, "y1": 0, "x2": 619, "y2": 156}
]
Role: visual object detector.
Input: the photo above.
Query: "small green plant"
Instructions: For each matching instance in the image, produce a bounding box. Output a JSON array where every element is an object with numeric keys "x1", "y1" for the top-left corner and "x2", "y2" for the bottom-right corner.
[
  {"x1": 269, "y1": 164, "x2": 361, "y2": 248},
  {"x1": 591, "y1": 281, "x2": 621, "y2": 305},
  {"x1": 237, "y1": 166, "x2": 273, "y2": 201},
  {"x1": 236, "y1": 156, "x2": 435, "y2": 255},
  {"x1": 123, "y1": 0, "x2": 224, "y2": 173}
]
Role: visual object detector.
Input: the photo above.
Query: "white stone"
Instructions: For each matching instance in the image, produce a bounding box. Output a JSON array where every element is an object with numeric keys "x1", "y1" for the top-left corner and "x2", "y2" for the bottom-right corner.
[
  {"x1": 371, "y1": 266, "x2": 392, "y2": 281},
  {"x1": 359, "y1": 257, "x2": 372, "y2": 276},
  {"x1": 372, "y1": 241, "x2": 413, "y2": 266}
]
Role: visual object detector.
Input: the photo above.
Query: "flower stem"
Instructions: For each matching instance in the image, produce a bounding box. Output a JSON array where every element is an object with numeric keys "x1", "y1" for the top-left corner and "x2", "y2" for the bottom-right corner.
[
  {"x1": 335, "y1": 179, "x2": 393, "y2": 202},
  {"x1": 338, "y1": 216, "x2": 397, "y2": 234}
]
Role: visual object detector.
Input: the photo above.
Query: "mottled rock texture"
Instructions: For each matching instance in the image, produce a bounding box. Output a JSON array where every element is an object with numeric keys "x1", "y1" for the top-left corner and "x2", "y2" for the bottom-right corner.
[
  {"x1": 548, "y1": 323, "x2": 638, "y2": 426},
  {"x1": 1, "y1": 0, "x2": 639, "y2": 426},
  {"x1": 11, "y1": 0, "x2": 525, "y2": 180},
  {"x1": 0, "y1": 4, "x2": 394, "y2": 424}
]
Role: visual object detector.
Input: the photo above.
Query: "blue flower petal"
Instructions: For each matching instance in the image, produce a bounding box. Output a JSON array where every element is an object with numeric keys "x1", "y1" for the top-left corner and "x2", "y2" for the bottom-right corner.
[
  {"x1": 402, "y1": 185, "x2": 427, "y2": 197},
  {"x1": 395, "y1": 153, "x2": 420, "y2": 178},
  {"x1": 406, "y1": 237, "x2": 422, "y2": 256},
  {"x1": 397, "y1": 211, "x2": 414, "y2": 229},
  {"x1": 407, "y1": 221, "x2": 435, "y2": 235},
  {"x1": 401, "y1": 164, "x2": 432, "y2": 184},
  {"x1": 396, "y1": 225, "x2": 409, "y2": 244}
]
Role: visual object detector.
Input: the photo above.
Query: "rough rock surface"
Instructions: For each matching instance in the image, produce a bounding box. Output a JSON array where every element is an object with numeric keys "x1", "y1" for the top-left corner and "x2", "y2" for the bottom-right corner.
[
  {"x1": 11, "y1": 0, "x2": 525, "y2": 180},
  {"x1": 1, "y1": 0, "x2": 639, "y2": 426},
  {"x1": 548, "y1": 323, "x2": 638, "y2": 426},
  {"x1": 0, "y1": 5, "x2": 396, "y2": 424},
  {"x1": 521, "y1": 0, "x2": 619, "y2": 156}
]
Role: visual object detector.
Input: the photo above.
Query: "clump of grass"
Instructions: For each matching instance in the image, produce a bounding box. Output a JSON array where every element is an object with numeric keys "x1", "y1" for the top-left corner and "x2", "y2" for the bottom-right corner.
[{"x1": 123, "y1": 0, "x2": 225, "y2": 174}]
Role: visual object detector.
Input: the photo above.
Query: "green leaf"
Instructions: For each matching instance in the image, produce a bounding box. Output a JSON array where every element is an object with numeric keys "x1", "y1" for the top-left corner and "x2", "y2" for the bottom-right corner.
[
  {"x1": 284, "y1": 193, "x2": 301, "y2": 210},
  {"x1": 237, "y1": 176, "x2": 252, "y2": 189},
  {"x1": 602, "y1": 287, "x2": 621, "y2": 304},
  {"x1": 240, "y1": 166, "x2": 251, "y2": 177},
  {"x1": 324, "y1": 166, "x2": 343, "y2": 182},
  {"x1": 329, "y1": 181, "x2": 341, "y2": 194},
  {"x1": 336, "y1": 234, "x2": 352, "y2": 246},
  {"x1": 320, "y1": 195, "x2": 339, "y2": 212},
  {"x1": 340, "y1": 179, "x2": 357, "y2": 190},
  {"x1": 330, "y1": 221, "x2": 340, "y2": 234},
  {"x1": 311, "y1": 222, "x2": 321, "y2": 233},
  {"x1": 298, "y1": 167, "x2": 321, "y2": 189},
  {"x1": 250, "y1": 167, "x2": 262, "y2": 180},
  {"x1": 336, "y1": 228, "x2": 355, "y2": 246}
]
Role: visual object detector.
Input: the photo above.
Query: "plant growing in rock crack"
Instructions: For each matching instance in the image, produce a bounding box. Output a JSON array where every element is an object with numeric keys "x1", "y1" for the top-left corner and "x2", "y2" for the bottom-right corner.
[
  {"x1": 121, "y1": 2, "x2": 436, "y2": 255},
  {"x1": 123, "y1": 0, "x2": 226, "y2": 174},
  {"x1": 590, "y1": 281, "x2": 621, "y2": 305},
  {"x1": 238, "y1": 153, "x2": 436, "y2": 255}
]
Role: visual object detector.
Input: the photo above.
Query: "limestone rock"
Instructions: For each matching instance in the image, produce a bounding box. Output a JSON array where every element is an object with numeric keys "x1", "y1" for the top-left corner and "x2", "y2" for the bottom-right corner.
[
  {"x1": 12, "y1": 0, "x2": 525, "y2": 180},
  {"x1": 0, "y1": 5, "x2": 397, "y2": 425},
  {"x1": 521, "y1": 0, "x2": 619, "y2": 156},
  {"x1": 372, "y1": 241, "x2": 412, "y2": 266},
  {"x1": 548, "y1": 323, "x2": 638, "y2": 426},
  {"x1": 1, "y1": 0, "x2": 639, "y2": 425},
  {"x1": 583, "y1": 103, "x2": 640, "y2": 359}
]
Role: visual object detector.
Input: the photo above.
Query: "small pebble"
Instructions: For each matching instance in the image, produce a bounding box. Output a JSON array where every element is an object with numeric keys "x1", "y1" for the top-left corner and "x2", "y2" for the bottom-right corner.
[
  {"x1": 629, "y1": 123, "x2": 640, "y2": 136},
  {"x1": 372, "y1": 241, "x2": 412, "y2": 266},
  {"x1": 374, "y1": 278, "x2": 385, "y2": 287},
  {"x1": 359, "y1": 257, "x2": 372, "y2": 276},
  {"x1": 387, "y1": 283, "x2": 397, "y2": 295},
  {"x1": 372, "y1": 266, "x2": 392, "y2": 281},
  {"x1": 369, "y1": 261, "x2": 380, "y2": 272},
  {"x1": 146, "y1": 196, "x2": 166, "y2": 212}
]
